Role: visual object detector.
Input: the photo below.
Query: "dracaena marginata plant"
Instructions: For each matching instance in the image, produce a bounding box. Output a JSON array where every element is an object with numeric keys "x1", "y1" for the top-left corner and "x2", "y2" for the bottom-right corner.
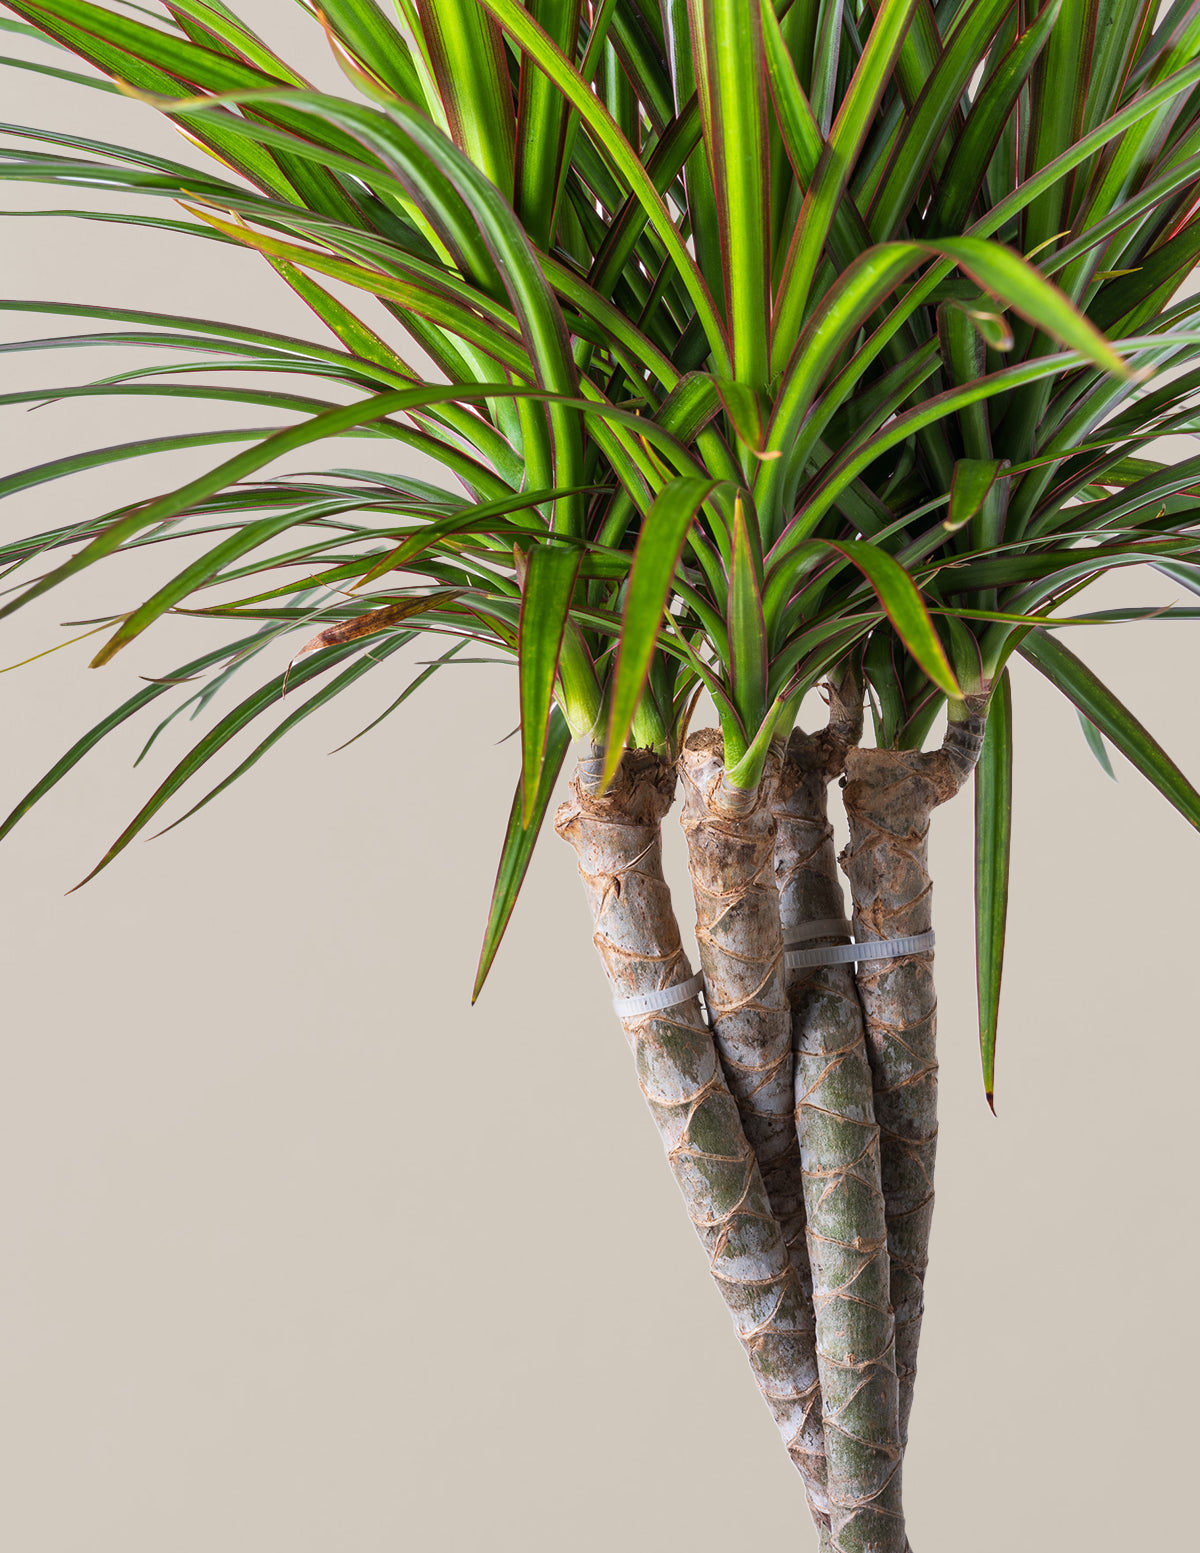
[{"x1": 3, "y1": 0, "x2": 1200, "y2": 1547}]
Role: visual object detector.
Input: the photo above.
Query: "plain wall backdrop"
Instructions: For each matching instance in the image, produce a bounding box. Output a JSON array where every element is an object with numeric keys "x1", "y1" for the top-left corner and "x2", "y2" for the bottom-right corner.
[{"x1": 2, "y1": 6, "x2": 1198, "y2": 1550}]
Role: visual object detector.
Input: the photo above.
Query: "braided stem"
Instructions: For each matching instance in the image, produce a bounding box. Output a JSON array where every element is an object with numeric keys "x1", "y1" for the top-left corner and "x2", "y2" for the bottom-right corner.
[{"x1": 556, "y1": 751, "x2": 830, "y2": 1532}]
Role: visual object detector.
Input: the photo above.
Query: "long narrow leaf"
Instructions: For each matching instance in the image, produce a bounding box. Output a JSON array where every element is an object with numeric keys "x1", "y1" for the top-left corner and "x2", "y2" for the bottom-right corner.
[
  {"x1": 822, "y1": 539, "x2": 960, "y2": 697},
  {"x1": 1020, "y1": 628, "x2": 1200, "y2": 828},
  {"x1": 690, "y1": 0, "x2": 770, "y2": 387},
  {"x1": 0, "y1": 630, "x2": 271, "y2": 843},
  {"x1": 518, "y1": 543, "x2": 582, "y2": 821},
  {"x1": 602, "y1": 476, "x2": 720, "y2": 787},
  {"x1": 477, "y1": 0, "x2": 730, "y2": 373},
  {"x1": 473, "y1": 704, "x2": 571, "y2": 1000},
  {"x1": 974, "y1": 670, "x2": 1012, "y2": 1110},
  {"x1": 727, "y1": 495, "x2": 768, "y2": 730}
]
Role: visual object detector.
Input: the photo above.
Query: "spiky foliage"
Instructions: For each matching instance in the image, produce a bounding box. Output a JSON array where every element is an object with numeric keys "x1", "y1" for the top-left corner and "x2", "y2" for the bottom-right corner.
[
  {"x1": 4, "y1": 0, "x2": 1199, "y2": 1065},
  {"x1": 3, "y1": 4, "x2": 1200, "y2": 1535}
]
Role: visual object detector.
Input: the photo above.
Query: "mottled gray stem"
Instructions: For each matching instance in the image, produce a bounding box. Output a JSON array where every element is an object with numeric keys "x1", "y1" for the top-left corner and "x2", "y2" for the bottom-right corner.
[
  {"x1": 676, "y1": 732, "x2": 825, "y2": 1500},
  {"x1": 678, "y1": 732, "x2": 796, "y2": 1168},
  {"x1": 555, "y1": 751, "x2": 830, "y2": 1533},
  {"x1": 776, "y1": 729, "x2": 905, "y2": 1553},
  {"x1": 839, "y1": 709, "x2": 987, "y2": 1442}
]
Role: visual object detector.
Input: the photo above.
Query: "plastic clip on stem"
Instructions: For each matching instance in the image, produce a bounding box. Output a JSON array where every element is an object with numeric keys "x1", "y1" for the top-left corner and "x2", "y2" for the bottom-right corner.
[
  {"x1": 611, "y1": 971, "x2": 706, "y2": 1019},
  {"x1": 783, "y1": 931, "x2": 936, "y2": 971},
  {"x1": 609, "y1": 935, "x2": 935, "y2": 1014}
]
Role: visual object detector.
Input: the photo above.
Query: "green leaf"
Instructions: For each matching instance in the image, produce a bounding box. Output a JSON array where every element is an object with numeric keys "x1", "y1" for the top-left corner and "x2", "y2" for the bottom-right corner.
[
  {"x1": 714, "y1": 377, "x2": 767, "y2": 453},
  {"x1": 309, "y1": 0, "x2": 427, "y2": 104},
  {"x1": 477, "y1": 0, "x2": 730, "y2": 373},
  {"x1": 727, "y1": 495, "x2": 768, "y2": 732},
  {"x1": 414, "y1": 0, "x2": 516, "y2": 196},
  {"x1": 866, "y1": 0, "x2": 1015, "y2": 243},
  {"x1": 937, "y1": 298, "x2": 995, "y2": 459},
  {"x1": 1020, "y1": 629, "x2": 1200, "y2": 829},
  {"x1": 328, "y1": 641, "x2": 468, "y2": 754},
  {"x1": 1089, "y1": 221, "x2": 1200, "y2": 336},
  {"x1": 822, "y1": 540, "x2": 961, "y2": 699},
  {"x1": 368, "y1": 94, "x2": 584, "y2": 531},
  {"x1": 518, "y1": 543, "x2": 583, "y2": 823},
  {"x1": 723, "y1": 682, "x2": 800, "y2": 792},
  {"x1": 690, "y1": 0, "x2": 770, "y2": 387},
  {"x1": 1020, "y1": 0, "x2": 1098, "y2": 261},
  {"x1": 763, "y1": 231, "x2": 1130, "y2": 535},
  {"x1": 0, "y1": 630, "x2": 270, "y2": 844},
  {"x1": 514, "y1": 0, "x2": 581, "y2": 247},
  {"x1": 602, "y1": 476, "x2": 720, "y2": 789},
  {"x1": 161, "y1": 1, "x2": 308, "y2": 85},
  {"x1": 947, "y1": 458, "x2": 1005, "y2": 533},
  {"x1": 0, "y1": 382, "x2": 542, "y2": 632},
  {"x1": 771, "y1": 0, "x2": 921, "y2": 371},
  {"x1": 263, "y1": 256, "x2": 413, "y2": 376},
  {"x1": 929, "y1": 237, "x2": 1136, "y2": 381},
  {"x1": 357, "y1": 485, "x2": 578, "y2": 586},
  {"x1": 0, "y1": 50, "x2": 120, "y2": 90},
  {"x1": 971, "y1": 52, "x2": 1200, "y2": 246},
  {"x1": 0, "y1": 424, "x2": 280, "y2": 503},
  {"x1": 91, "y1": 508, "x2": 348, "y2": 666},
  {"x1": 1077, "y1": 710, "x2": 1117, "y2": 780},
  {"x1": 5, "y1": 0, "x2": 358, "y2": 203},
  {"x1": 761, "y1": 242, "x2": 928, "y2": 529},
  {"x1": 473, "y1": 705, "x2": 572, "y2": 1001},
  {"x1": 66, "y1": 635, "x2": 383, "y2": 888},
  {"x1": 1155, "y1": 559, "x2": 1200, "y2": 599},
  {"x1": 182, "y1": 205, "x2": 529, "y2": 373},
  {"x1": 974, "y1": 669, "x2": 1012, "y2": 1110},
  {"x1": 148, "y1": 631, "x2": 416, "y2": 836},
  {"x1": 768, "y1": 349, "x2": 1121, "y2": 568},
  {"x1": 0, "y1": 16, "x2": 65, "y2": 39}
]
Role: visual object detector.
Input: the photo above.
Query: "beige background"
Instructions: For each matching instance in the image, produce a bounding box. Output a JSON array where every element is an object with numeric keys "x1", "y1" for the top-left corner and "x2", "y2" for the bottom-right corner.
[{"x1": 2, "y1": 7, "x2": 1198, "y2": 1549}]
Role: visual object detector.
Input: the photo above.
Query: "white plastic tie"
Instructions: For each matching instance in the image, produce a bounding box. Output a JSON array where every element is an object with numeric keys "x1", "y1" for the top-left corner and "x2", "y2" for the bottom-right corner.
[
  {"x1": 784, "y1": 930, "x2": 936, "y2": 970},
  {"x1": 612, "y1": 972, "x2": 705, "y2": 1019}
]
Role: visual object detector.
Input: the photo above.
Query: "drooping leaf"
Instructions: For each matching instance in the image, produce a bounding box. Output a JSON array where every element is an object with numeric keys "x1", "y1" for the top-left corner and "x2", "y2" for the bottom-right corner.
[
  {"x1": 819, "y1": 540, "x2": 961, "y2": 699},
  {"x1": 0, "y1": 382, "x2": 544, "y2": 633},
  {"x1": 974, "y1": 670, "x2": 1012, "y2": 1110},
  {"x1": 1077, "y1": 708, "x2": 1117, "y2": 779},
  {"x1": 66, "y1": 635, "x2": 387, "y2": 888},
  {"x1": 149, "y1": 630, "x2": 416, "y2": 836},
  {"x1": 0, "y1": 630, "x2": 271, "y2": 844},
  {"x1": 473, "y1": 704, "x2": 572, "y2": 1001},
  {"x1": 1021, "y1": 629, "x2": 1200, "y2": 828}
]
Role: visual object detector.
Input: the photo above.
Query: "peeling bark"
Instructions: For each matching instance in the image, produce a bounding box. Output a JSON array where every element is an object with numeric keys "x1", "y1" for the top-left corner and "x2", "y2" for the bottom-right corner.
[
  {"x1": 776, "y1": 729, "x2": 905, "y2": 1553},
  {"x1": 555, "y1": 751, "x2": 830, "y2": 1531},
  {"x1": 839, "y1": 711, "x2": 987, "y2": 1442}
]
